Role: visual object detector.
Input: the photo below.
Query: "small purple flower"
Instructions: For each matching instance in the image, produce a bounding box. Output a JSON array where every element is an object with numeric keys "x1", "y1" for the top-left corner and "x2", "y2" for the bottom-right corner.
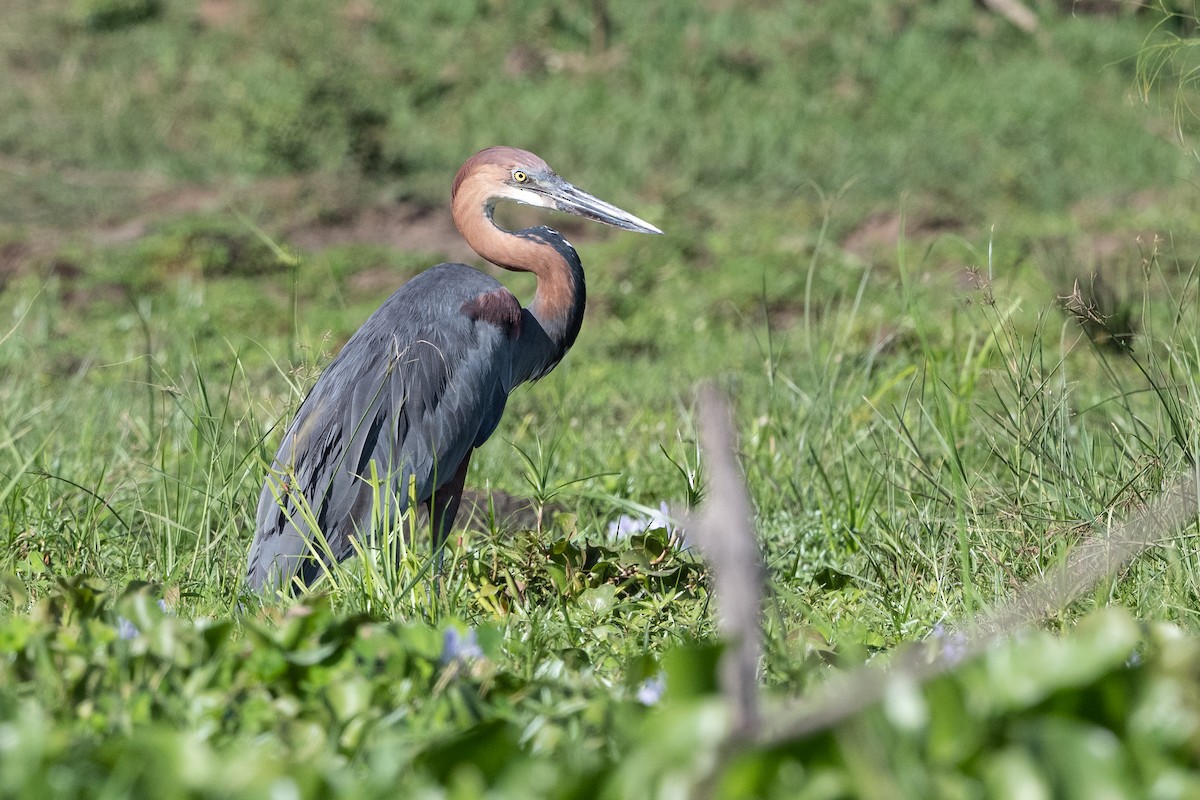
[
  {"x1": 440, "y1": 628, "x2": 483, "y2": 666},
  {"x1": 116, "y1": 598, "x2": 174, "y2": 641},
  {"x1": 635, "y1": 673, "x2": 666, "y2": 706},
  {"x1": 930, "y1": 623, "x2": 968, "y2": 666},
  {"x1": 606, "y1": 513, "x2": 649, "y2": 540},
  {"x1": 117, "y1": 616, "x2": 140, "y2": 641}
]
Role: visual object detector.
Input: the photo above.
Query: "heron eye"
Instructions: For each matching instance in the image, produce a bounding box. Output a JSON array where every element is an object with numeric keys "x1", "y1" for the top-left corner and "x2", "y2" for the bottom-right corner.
[{"x1": 513, "y1": 170, "x2": 528, "y2": 183}]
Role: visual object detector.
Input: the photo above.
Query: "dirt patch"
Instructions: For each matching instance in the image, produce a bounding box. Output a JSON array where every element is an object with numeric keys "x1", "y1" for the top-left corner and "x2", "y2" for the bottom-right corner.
[
  {"x1": 841, "y1": 210, "x2": 963, "y2": 262},
  {"x1": 195, "y1": 0, "x2": 251, "y2": 29},
  {"x1": 0, "y1": 155, "x2": 638, "y2": 285},
  {"x1": 457, "y1": 488, "x2": 551, "y2": 534},
  {"x1": 405, "y1": 487, "x2": 556, "y2": 536},
  {"x1": 286, "y1": 203, "x2": 475, "y2": 262},
  {"x1": 88, "y1": 184, "x2": 239, "y2": 247},
  {"x1": 0, "y1": 167, "x2": 475, "y2": 282},
  {"x1": 1069, "y1": 188, "x2": 1178, "y2": 226},
  {"x1": 0, "y1": 242, "x2": 32, "y2": 292},
  {"x1": 346, "y1": 265, "x2": 412, "y2": 296}
]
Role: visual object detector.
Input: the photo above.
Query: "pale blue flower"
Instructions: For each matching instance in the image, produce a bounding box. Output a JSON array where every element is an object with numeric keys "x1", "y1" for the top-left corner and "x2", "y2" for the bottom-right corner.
[
  {"x1": 440, "y1": 627, "x2": 483, "y2": 665},
  {"x1": 116, "y1": 616, "x2": 140, "y2": 640},
  {"x1": 635, "y1": 673, "x2": 666, "y2": 706},
  {"x1": 116, "y1": 598, "x2": 173, "y2": 640},
  {"x1": 607, "y1": 501, "x2": 685, "y2": 545},
  {"x1": 930, "y1": 623, "x2": 968, "y2": 666}
]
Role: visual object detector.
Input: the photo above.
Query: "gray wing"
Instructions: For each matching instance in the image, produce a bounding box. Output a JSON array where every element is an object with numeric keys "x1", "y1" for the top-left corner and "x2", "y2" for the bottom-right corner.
[{"x1": 246, "y1": 264, "x2": 521, "y2": 592}]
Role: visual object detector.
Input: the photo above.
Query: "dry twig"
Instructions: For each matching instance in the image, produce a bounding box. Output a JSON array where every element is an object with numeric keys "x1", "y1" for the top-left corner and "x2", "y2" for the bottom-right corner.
[{"x1": 689, "y1": 385, "x2": 766, "y2": 737}]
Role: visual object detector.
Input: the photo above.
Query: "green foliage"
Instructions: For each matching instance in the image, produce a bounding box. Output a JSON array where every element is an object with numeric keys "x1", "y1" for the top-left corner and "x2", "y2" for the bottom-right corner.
[
  {"x1": 4, "y1": 582, "x2": 1200, "y2": 797},
  {"x1": 4, "y1": 0, "x2": 1200, "y2": 796}
]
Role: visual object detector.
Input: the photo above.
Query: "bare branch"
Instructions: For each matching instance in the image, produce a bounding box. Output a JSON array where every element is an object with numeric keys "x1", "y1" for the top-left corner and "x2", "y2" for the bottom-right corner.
[{"x1": 689, "y1": 384, "x2": 765, "y2": 737}]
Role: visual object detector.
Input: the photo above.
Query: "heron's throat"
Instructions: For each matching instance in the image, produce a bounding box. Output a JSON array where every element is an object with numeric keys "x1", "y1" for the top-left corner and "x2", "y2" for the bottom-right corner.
[
  {"x1": 514, "y1": 229, "x2": 586, "y2": 383},
  {"x1": 472, "y1": 219, "x2": 585, "y2": 353},
  {"x1": 521, "y1": 227, "x2": 586, "y2": 351}
]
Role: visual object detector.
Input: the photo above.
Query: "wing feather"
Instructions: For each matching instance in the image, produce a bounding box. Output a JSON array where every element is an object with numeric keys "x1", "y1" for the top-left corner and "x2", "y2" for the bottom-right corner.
[{"x1": 246, "y1": 265, "x2": 519, "y2": 591}]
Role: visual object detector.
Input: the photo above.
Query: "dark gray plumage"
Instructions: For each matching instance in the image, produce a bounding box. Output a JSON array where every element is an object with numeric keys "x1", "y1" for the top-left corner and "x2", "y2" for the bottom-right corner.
[{"x1": 249, "y1": 266, "x2": 514, "y2": 589}]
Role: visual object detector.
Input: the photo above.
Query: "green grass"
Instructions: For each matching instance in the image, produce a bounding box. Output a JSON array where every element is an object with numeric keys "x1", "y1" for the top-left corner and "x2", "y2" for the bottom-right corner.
[{"x1": 4, "y1": 0, "x2": 1200, "y2": 796}]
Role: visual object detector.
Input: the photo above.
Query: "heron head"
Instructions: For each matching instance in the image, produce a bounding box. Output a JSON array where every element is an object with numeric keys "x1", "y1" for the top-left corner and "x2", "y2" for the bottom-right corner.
[{"x1": 454, "y1": 146, "x2": 662, "y2": 235}]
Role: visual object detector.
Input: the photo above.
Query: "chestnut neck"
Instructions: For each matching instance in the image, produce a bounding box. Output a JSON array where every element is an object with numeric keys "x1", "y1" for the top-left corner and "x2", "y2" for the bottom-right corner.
[{"x1": 452, "y1": 173, "x2": 586, "y2": 381}]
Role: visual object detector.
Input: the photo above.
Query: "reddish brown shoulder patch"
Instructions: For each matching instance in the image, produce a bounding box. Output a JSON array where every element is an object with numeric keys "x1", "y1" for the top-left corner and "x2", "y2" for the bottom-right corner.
[{"x1": 462, "y1": 289, "x2": 522, "y2": 338}]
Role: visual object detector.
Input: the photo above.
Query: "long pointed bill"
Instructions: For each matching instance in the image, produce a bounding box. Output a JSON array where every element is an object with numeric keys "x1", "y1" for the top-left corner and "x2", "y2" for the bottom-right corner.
[{"x1": 546, "y1": 177, "x2": 663, "y2": 235}]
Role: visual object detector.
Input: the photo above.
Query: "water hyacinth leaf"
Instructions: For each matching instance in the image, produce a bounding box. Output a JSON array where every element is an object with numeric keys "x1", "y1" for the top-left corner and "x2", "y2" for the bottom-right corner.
[
  {"x1": 812, "y1": 566, "x2": 856, "y2": 591},
  {"x1": 1014, "y1": 717, "x2": 1139, "y2": 800},
  {"x1": 579, "y1": 585, "x2": 617, "y2": 615},
  {"x1": 882, "y1": 675, "x2": 927, "y2": 734},
  {"x1": 544, "y1": 563, "x2": 570, "y2": 595},
  {"x1": 1127, "y1": 674, "x2": 1200, "y2": 750},
  {"x1": 662, "y1": 642, "x2": 722, "y2": 700},
  {"x1": 630, "y1": 529, "x2": 671, "y2": 558},
  {"x1": 2, "y1": 573, "x2": 28, "y2": 609},
  {"x1": 326, "y1": 675, "x2": 372, "y2": 722},
  {"x1": 982, "y1": 608, "x2": 1140, "y2": 712},
  {"x1": 53, "y1": 576, "x2": 107, "y2": 621},
  {"x1": 414, "y1": 719, "x2": 521, "y2": 784},
  {"x1": 923, "y1": 676, "x2": 980, "y2": 766},
  {"x1": 615, "y1": 547, "x2": 653, "y2": 572},
  {"x1": 392, "y1": 621, "x2": 445, "y2": 662},
  {"x1": 549, "y1": 538, "x2": 576, "y2": 558},
  {"x1": 982, "y1": 749, "x2": 1053, "y2": 800}
]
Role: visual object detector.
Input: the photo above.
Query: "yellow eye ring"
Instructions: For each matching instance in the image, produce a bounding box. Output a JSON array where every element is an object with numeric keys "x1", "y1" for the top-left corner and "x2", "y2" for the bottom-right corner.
[{"x1": 513, "y1": 170, "x2": 528, "y2": 183}]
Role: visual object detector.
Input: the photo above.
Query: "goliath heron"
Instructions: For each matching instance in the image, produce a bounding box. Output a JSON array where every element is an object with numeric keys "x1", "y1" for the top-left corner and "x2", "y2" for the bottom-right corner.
[{"x1": 246, "y1": 147, "x2": 661, "y2": 592}]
